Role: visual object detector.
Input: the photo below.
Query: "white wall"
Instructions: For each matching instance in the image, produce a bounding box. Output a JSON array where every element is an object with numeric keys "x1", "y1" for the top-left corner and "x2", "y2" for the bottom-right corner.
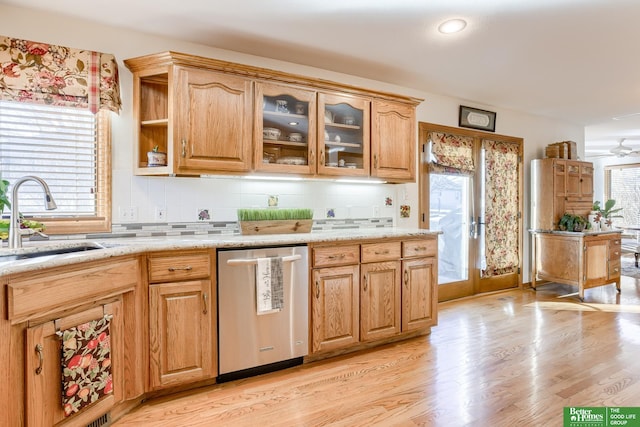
[{"x1": 1, "y1": 4, "x2": 585, "y2": 282}]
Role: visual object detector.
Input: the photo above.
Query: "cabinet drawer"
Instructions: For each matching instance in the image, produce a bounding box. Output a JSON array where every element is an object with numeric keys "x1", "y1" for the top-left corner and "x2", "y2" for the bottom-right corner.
[
  {"x1": 609, "y1": 259, "x2": 621, "y2": 278},
  {"x1": 403, "y1": 239, "x2": 437, "y2": 258},
  {"x1": 361, "y1": 242, "x2": 401, "y2": 263},
  {"x1": 313, "y1": 245, "x2": 360, "y2": 267},
  {"x1": 609, "y1": 243, "x2": 621, "y2": 259},
  {"x1": 148, "y1": 252, "x2": 211, "y2": 283}
]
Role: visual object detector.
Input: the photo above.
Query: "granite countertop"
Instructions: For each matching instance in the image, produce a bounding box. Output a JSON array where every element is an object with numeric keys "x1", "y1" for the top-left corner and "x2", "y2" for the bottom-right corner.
[
  {"x1": 0, "y1": 228, "x2": 441, "y2": 276},
  {"x1": 529, "y1": 228, "x2": 623, "y2": 236}
]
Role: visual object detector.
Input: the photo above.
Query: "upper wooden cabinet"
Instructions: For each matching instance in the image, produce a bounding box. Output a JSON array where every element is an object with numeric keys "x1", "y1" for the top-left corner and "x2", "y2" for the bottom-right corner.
[
  {"x1": 371, "y1": 100, "x2": 416, "y2": 182},
  {"x1": 531, "y1": 158, "x2": 594, "y2": 230},
  {"x1": 255, "y1": 82, "x2": 317, "y2": 174},
  {"x1": 318, "y1": 92, "x2": 371, "y2": 177},
  {"x1": 175, "y1": 67, "x2": 253, "y2": 174},
  {"x1": 125, "y1": 51, "x2": 421, "y2": 181}
]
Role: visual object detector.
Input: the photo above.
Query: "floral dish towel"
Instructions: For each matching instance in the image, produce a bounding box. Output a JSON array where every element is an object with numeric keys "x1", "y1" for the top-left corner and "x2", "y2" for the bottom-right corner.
[{"x1": 57, "y1": 315, "x2": 113, "y2": 417}]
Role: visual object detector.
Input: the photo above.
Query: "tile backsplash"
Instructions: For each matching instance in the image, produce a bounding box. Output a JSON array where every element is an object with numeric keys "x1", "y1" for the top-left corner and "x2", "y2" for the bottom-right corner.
[
  {"x1": 43, "y1": 218, "x2": 394, "y2": 241},
  {"x1": 112, "y1": 174, "x2": 403, "y2": 224}
]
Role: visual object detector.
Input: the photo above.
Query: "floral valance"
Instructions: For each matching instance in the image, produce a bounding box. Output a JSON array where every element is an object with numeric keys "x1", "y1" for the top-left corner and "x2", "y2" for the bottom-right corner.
[
  {"x1": 430, "y1": 131, "x2": 475, "y2": 173},
  {"x1": 0, "y1": 35, "x2": 121, "y2": 114}
]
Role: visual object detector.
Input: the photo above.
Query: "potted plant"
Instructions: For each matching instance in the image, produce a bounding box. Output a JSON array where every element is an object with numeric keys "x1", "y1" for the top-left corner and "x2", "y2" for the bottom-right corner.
[
  {"x1": 588, "y1": 202, "x2": 602, "y2": 231},
  {"x1": 147, "y1": 145, "x2": 167, "y2": 167},
  {"x1": 596, "y1": 199, "x2": 623, "y2": 230},
  {"x1": 558, "y1": 213, "x2": 590, "y2": 232}
]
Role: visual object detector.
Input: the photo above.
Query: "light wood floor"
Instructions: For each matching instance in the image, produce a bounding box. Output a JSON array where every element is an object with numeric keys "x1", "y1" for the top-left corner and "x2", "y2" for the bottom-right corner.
[{"x1": 113, "y1": 277, "x2": 640, "y2": 427}]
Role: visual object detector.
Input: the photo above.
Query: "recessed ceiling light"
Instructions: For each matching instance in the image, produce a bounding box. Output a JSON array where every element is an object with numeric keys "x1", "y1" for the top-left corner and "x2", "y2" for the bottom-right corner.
[{"x1": 438, "y1": 19, "x2": 467, "y2": 34}]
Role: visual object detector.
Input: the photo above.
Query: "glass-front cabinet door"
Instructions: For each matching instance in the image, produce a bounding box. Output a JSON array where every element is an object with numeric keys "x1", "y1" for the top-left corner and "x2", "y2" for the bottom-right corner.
[
  {"x1": 318, "y1": 93, "x2": 370, "y2": 177},
  {"x1": 255, "y1": 83, "x2": 316, "y2": 174}
]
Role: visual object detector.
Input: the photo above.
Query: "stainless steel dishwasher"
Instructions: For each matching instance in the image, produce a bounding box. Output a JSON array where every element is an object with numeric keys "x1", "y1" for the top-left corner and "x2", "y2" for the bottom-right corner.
[{"x1": 217, "y1": 245, "x2": 308, "y2": 382}]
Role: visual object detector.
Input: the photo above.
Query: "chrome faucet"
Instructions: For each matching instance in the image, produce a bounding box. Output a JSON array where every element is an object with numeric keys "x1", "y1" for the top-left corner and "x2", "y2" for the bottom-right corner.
[{"x1": 8, "y1": 176, "x2": 57, "y2": 249}]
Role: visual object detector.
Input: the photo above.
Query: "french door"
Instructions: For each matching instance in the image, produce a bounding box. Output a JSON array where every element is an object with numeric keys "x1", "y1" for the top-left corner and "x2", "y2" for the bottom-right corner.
[{"x1": 419, "y1": 122, "x2": 523, "y2": 301}]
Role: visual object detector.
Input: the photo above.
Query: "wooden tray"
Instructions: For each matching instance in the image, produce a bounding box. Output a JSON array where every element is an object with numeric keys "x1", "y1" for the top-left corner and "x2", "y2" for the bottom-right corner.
[{"x1": 239, "y1": 219, "x2": 313, "y2": 235}]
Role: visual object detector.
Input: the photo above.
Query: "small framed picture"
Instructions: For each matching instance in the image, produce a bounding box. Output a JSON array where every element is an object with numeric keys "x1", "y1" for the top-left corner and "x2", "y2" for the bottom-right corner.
[{"x1": 459, "y1": 105, "x2": 496, "y2": 132}]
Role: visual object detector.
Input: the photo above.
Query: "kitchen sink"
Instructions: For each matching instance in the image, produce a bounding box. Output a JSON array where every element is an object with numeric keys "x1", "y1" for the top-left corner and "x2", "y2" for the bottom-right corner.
[{"x1": 0, "y1": 242, "x2": 106, "y2": 262}]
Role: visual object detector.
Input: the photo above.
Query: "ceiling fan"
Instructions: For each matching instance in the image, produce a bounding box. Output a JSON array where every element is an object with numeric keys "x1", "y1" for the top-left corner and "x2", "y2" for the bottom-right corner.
[{"x1": 609, "y1": 138, "x2": 640, "y2": 157}]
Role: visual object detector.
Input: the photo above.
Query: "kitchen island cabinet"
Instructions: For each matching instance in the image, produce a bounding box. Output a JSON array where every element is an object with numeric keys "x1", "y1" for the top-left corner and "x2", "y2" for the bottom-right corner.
[{"x1": 530, "y1": 230, "x2": 621, "y2": 300}]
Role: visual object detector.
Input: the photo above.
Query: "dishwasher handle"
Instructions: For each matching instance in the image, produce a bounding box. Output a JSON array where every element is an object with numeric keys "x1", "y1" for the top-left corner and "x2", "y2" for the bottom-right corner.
[{"x1": 226, "y1": 254, "x2": 302, "y2": 266}]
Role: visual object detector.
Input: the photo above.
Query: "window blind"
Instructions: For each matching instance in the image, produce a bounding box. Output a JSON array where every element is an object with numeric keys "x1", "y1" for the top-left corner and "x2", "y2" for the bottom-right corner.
[
  {"x1": 0, "y1": 100, "x2": 97, "y2": 217},
  {"x1": 608, "y1": 166, "x2": 640, "y2": 226}
]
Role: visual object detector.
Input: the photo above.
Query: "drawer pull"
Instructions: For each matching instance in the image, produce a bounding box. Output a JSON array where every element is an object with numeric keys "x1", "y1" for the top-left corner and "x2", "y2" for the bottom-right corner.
[
  {"x1": 404, "y1": 270, "x2": 409, "y2": 287},
  {"x1": 327, "y1": 253, "x2": 346, "y2": 260},
  {"x1": 414, "y1": 246, "x2": 427, "y2": 251},
  {"x1": 168, "y1": 266, "x2": 193, "y2": 272},
  {"x1": 202, "y1": 292, "x2": 208, "y2": 315},
  {"x1": 315, "y1": 280, "x2": 320, "y2": 299},
  {"x1": 181, "y1": 139, "x2": 187, "y2": 157},
  {"x1": 374, "y1": 249, "x2": 390, "y2": 255},
  {"x1": 35, "y1": 344, "x2": 44, "y2": 375},
  {"x1": 363, "y1": 275, "x2": 368, "y2": 291}
]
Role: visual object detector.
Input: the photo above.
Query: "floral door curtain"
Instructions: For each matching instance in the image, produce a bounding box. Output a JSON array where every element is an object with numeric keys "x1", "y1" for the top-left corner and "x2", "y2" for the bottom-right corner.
[
  {"x1": 0, "y1": 35, "x2": 121, "y2": 114},
  {"x1": 429, "y1": 131, "x2": 475, "y2": 175},
  {"x1": 482, "y1": 139, "x2": 520, "y2": 277}
]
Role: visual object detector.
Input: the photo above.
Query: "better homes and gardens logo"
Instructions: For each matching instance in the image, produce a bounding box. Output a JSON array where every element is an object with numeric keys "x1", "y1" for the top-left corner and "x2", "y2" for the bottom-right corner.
[{"x1": 564, "y1": 407, "x2": 640, "y2": 427}]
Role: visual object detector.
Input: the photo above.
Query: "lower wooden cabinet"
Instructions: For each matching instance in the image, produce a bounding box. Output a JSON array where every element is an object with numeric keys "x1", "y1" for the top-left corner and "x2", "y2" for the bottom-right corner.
[
  {"x1": 311, "y1": 264, "x2": 360, "y2": 353},
  {"x1": 310, "y1": 237, "x2": 438, "y2": 355},
  {"x1": 147, "y1": 250, "x2": 216, "y2": 390},
  {"x1": 360, "y1": 241, "x2": 402, "y2": 342},
  {"x1": 148, "y1": 280, "x2": 214, "y2": 389},
  {"x1": 402, "y1": 257, "x2": 437, "y2": 331},
  {"x1": 25, "y1": 302, "x2": 124, "y2": 427}
]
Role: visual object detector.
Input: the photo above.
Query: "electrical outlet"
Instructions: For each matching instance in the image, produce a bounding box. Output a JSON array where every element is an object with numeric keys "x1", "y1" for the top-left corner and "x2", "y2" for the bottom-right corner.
[
  {"x1": 118, "y1": 206, "x2": 131, "y2": 222},
  {"x1": 129, "y1": 206, "x2": 138, "y2": 222},
  {"x1": 155, "y1": 206, "x2": 167, "y2": 221}
]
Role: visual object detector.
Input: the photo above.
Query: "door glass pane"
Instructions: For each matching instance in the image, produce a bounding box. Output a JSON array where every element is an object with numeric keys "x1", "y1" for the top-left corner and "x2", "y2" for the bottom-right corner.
[
  {"x1": 323, "y1": 103, "x2": 364, "y2": 170},
  {"x1": 262, "y1": 94, "x2": 309, "y2": 165},
  {"x1": 429, "y1": 174, "x2": 470, "y2": 284}
]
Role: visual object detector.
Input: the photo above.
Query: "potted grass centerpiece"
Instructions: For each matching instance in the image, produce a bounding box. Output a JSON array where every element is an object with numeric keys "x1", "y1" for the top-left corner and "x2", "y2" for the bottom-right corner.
[{"x1": 237, "y1": 208, "x2": 313, "y2": 235}]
